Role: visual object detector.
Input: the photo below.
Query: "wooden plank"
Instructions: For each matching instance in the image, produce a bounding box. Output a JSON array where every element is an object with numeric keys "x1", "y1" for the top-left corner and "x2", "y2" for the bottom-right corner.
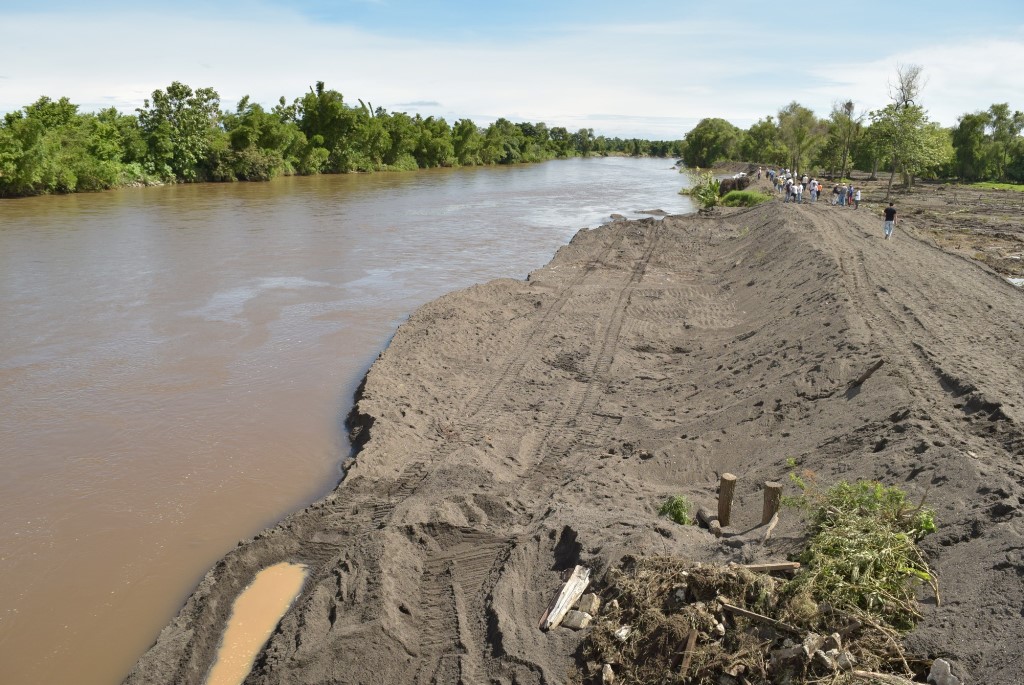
[
  {"x1": 540, "y1": 565, "x2": 591, "y2": 630},
  {"x1": 733, "y1": 561, "x2": 801, "y2": 573}
]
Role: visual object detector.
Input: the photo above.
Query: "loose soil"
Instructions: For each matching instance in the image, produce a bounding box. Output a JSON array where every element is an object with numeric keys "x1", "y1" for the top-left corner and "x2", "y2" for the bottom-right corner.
[{"x1": 125, "y1": 179, "x2": 1024, "y2": 685}]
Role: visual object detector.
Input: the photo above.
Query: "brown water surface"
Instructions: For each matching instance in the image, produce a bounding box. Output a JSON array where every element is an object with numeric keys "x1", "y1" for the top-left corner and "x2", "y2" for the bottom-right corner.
[{"x1": 0, "y1": 158, "x2": 692, "y2": 684}]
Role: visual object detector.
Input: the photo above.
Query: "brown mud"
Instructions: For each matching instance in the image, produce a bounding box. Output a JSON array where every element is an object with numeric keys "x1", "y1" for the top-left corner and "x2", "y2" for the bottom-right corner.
[{"x1": 125, "y1": 187, "x2": 1024, "y2": 685}]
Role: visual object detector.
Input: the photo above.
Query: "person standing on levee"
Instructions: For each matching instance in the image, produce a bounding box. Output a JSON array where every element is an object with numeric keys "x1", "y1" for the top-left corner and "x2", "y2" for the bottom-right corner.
[{"x1": 883, "y1": 202, "x2": 897, "y2": 239}]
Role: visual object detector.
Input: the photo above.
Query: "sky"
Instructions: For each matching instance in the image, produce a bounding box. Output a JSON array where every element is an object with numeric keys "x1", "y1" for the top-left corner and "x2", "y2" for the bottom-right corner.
[{"x1": 1, "y1": 0, "x2": 1023, "y2": 139}]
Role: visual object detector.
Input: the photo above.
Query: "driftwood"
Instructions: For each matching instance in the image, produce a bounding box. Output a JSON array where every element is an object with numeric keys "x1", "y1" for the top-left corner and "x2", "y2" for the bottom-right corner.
[
  {"x1": 851, "y1": 671, "x2": 917, "y2": 685},
  {"x1": 762, "y1": 512, "x2": 780, "y2": 542},
  {"x1": 540, "y1": 565, "x2": 590, "y2": 630},
  {"x1": 849, "y1": 359, "x2": 885, "y2": 388},
  {"x1": 733, "y1": 561, "x2": 801, "y2": 573},
  {"x1": 679, "y1": 629, "x2": 698, "y2": 677},
  {"x1": 720, "y1": 602, "x2": 801, "y2": 635},
  {"x1": 696, "y1": 507, "x2": 722, "y2": 538}
]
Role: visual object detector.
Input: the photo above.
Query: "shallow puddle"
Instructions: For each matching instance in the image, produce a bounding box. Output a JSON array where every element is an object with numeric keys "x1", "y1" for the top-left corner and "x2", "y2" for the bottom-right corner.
[{"x1": 204, "y1": 562, "x2": 308, "y2": 685}]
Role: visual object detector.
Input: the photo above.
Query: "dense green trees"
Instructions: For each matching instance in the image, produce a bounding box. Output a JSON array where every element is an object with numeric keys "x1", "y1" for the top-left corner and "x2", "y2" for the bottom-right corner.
[
  {"x1": 0, "y1": 81, "x2": 681, "y2": 198},
  {"x1": 951, "y1": 104, "x2": 1024, "y2": 182},
  {"x1": 674, "y1": 67, "x2": 1022, "y2": 188}
]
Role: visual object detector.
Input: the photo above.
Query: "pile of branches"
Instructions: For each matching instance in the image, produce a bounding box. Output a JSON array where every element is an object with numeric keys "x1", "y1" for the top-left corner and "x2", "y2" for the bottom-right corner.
[{"x1": 578, "y1": 481, "x2": 938, "y2": 684}]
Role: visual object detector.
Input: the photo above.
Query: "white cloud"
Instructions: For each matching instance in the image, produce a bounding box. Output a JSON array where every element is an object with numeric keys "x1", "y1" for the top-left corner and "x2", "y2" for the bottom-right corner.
[{"x1": 1, "y1": 8, "x2": 1022, "y2": 138}]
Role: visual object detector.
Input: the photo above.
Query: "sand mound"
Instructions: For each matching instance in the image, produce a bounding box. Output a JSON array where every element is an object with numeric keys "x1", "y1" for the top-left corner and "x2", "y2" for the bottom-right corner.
[{"x1": 125, "y1": 199, "x2": 1024, "y2": 685}]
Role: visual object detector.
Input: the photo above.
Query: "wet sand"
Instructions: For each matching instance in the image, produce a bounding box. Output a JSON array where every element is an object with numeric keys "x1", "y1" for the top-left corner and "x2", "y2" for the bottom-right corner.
[{"x1": 126, "y1": 194, "x2": 1024, "y2": 685}]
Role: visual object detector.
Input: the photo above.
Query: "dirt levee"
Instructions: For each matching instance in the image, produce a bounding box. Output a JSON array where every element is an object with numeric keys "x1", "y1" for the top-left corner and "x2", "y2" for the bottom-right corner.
[{"x1": 126, "y1": 200, "x2": 1024, "y2": 685}]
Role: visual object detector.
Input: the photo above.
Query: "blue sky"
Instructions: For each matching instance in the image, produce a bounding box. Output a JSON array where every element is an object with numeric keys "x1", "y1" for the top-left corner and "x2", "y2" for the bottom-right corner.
[{"x1": 2, "y1": 1, "x2": 1023, "y2": 138}]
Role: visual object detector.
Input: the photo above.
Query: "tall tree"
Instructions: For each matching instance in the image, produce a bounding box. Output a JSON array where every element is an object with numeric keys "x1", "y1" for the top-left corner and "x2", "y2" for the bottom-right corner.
[
  {"x1": 739, "y1": 116, "x2": 785, "y2": 165},
  {"x1": 777, "y1": 102, "x2": 822, "y2": 173},
  {"x1": 682, "y1": 118, "x2": 740, "y2": 167},
  {"x1": 137, "y1": 82, "x2": 222, "y2": 182},
  {"x1": 985, "y1": 103, "x2": 1024, "y2": 181},
  {"x1": 829, "y1": 100, "x2": 862, "y2": 180},
  {"x1": 872, "y1": 64, "x2": 947, "y2": 198},
  {"x1": 952, "y1": 111, "x2": 990, "y2": 182},
  {"x1": 870, "y1": 104, "x2": 949, "y2": 197}
]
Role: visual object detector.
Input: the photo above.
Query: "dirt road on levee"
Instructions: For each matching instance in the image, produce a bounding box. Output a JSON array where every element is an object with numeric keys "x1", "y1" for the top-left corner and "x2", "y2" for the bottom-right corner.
[{"x1": 126, "y1": 196, "x2": 1024, "y2": 685}]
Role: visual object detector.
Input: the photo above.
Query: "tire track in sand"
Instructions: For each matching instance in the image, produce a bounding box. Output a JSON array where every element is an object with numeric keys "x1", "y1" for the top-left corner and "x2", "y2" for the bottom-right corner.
[{"x1": 461, "y1": 227, "x2": 630, "y2": 430}]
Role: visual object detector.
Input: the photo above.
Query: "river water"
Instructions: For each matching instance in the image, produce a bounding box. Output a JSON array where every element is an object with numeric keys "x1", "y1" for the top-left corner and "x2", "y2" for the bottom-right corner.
[{"x1": 0, "y1": 157, "x2": 693, "y2": 684}]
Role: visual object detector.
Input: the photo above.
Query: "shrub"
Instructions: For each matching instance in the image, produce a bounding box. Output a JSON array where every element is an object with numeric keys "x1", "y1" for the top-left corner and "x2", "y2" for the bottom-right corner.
[
  {"x1": 680, "y1": 168, "x2": 720, "y2": 210},
  {"x1": 785, "y1": 480, "x2": 937, "y2": 630},
  {"x1": 720, "y1": 190, "x2": 772, "y2": 207},
  {"x1": 658, "y1": 495, "x2": 693, "y2": 525}
]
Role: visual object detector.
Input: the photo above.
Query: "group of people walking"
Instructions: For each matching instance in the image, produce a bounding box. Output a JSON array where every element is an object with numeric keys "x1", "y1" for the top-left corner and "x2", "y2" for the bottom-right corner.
[
  {"x1": 760, "y1": 167, "x2": 898, "y2": 239},
  {"x1": 766, "y1": 168, "x2": 861, "y2": 208}
]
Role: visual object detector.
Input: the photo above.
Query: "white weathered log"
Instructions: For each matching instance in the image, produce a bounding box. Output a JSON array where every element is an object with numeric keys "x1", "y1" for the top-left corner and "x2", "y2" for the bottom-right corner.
[{"x1": 540, "y1": 565, "x2": 591, "y2": 630}]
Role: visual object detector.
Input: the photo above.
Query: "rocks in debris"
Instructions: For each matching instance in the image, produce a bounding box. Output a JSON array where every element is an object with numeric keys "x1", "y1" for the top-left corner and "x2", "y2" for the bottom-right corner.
[
  {"x1": 613, "y1": 625, "x2": 631, "y2": 641},
  {"x1": 802, "y1": 632, "x2": 824, "y2": 655},
  {"x1": 601, "y1": 663, "x2": 615, "y2": 684},
  {"x1": 771, "y1": 638, "x2": 857, "y2": 677},
  {"x1": 928, "y1": 658, "x2": 962, "y2": 685},
  {"x1": 823, "y1": 632, "x2": 842, "y2": 651},
  {"x1": 835, "y1": 651, "x2": 856, "y2": 672},
  {"x1": 812, "y1": 650, "x2": 836, "y2": 673},
  {"x1": 578, "y1": 593, "x2": 601, "y2": 615},
  {"x1": 561, "y1": 610, "x2": 593, "y2": 630}
]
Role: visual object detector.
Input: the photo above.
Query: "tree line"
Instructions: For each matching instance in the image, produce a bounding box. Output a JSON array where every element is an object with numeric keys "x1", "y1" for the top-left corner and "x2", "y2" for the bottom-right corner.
[
  {"x1": 680, "y1": 65, "x2": 1024, "y2": 192},
  {"x1": 0, "y1": 81, "x2": 684, "y2": 198}
]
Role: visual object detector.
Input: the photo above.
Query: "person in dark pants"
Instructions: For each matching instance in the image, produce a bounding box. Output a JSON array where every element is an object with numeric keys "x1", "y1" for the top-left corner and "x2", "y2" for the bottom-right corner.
[{"x1": 883, "y1": 203, "x2": 897, "y2": 239}]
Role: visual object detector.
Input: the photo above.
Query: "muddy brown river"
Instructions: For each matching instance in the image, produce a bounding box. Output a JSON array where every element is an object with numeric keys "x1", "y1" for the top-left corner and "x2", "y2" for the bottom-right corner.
[{"x1": 0, "y1": 157, "x2": 693, "y2": 684}]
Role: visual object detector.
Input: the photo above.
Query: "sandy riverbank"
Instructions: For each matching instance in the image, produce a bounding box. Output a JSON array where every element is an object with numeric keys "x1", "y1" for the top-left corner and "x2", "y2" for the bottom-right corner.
[{"x1": 125, "y1": 192, "x2": 1024, "y2": 685}]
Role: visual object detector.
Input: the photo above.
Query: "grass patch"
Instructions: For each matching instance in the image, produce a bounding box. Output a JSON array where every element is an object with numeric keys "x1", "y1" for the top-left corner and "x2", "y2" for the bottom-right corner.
[
  {"x1": 970, "y1": 181, "x2": 1024, "y2": 192},
  {"x1": 658, "y1": 495, "x2": 693, "y2": 525},
  {"x1": 721, "y1": 189, "x2": 772, "y2": 207}
]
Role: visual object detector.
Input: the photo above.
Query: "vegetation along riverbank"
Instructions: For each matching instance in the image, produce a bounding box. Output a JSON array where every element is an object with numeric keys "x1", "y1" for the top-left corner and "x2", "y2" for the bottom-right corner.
[{"x1": 0, "y1": 81, "x2": 682, "y2": 198}]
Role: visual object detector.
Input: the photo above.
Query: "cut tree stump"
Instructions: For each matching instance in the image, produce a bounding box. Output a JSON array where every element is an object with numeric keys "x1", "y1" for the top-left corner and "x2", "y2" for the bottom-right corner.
[
  {"x1": 718, "y1": 473, "x2": 737, "y2": 527},
  {"x1": 762, "y1": 481, "x2": 782, "y2": 525}
]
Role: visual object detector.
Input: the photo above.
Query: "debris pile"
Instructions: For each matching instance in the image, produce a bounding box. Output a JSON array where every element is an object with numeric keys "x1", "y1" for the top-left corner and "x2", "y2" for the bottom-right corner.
[{"x1": 577, "y1": 557, "x2": 934, "y2": 684}]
